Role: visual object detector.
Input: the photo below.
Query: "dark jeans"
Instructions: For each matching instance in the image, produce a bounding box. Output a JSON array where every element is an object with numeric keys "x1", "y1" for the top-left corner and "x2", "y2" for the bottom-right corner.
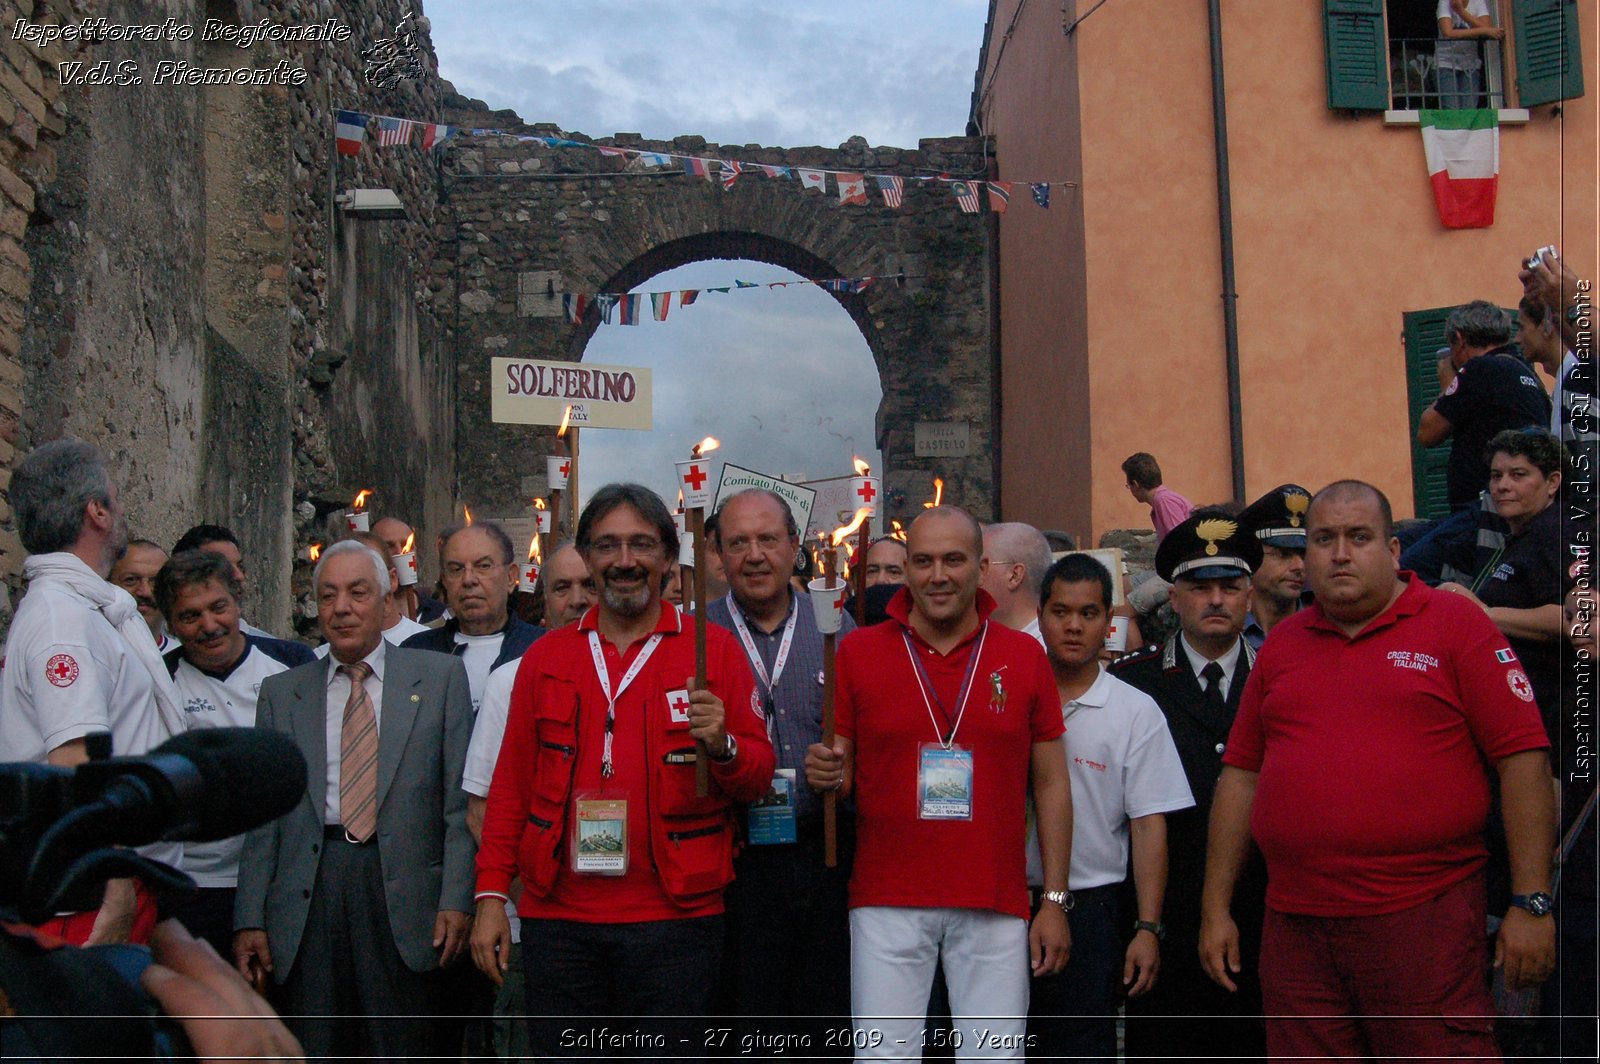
[
  {"x1": 1398, "y1": 506, "x2": 1476, "y2": 584},
  {"x1": 1027, "y1": 884, "x2": 1120, "y2": 1063},
  {"x1": 523, "y1": 914, "x2": 724, "y2": 1060}
]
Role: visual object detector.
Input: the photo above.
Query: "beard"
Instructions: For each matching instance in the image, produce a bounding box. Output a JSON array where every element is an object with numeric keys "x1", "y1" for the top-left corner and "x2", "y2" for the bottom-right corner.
[{"x1": 600, "y1": 568, "x2": 652, "y2": 617}]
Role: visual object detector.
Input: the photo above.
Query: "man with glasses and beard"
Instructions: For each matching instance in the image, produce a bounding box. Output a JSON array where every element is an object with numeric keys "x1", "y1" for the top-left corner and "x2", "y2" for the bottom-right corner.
[{"x1": 471, "y1": 483, "x2": 774, "y2": 1057}]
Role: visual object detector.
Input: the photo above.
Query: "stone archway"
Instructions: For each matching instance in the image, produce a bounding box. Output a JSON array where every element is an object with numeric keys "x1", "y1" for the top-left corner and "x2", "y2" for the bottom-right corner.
[{"x1": 439, "y1": 111, "x2": 996, "y2": 528}]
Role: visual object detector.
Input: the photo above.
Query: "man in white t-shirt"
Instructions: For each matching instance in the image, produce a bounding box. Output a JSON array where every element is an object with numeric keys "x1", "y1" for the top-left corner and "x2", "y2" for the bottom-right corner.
[
  {"x1": 314, "y1": 531, "x2": 430, "y2": 658},
  {"x1": 401, "y1": 523, "x2": 544, "y2": 712},
  {"x1": 158, "y1": 548, "x2": 315, "y2": 956},
  {"x1": 1027, "y1": 553, "x2": 1193, "y2": 1061},
  {"x1": 0, "y1": 438, "x2": 187, "y2": 945}
]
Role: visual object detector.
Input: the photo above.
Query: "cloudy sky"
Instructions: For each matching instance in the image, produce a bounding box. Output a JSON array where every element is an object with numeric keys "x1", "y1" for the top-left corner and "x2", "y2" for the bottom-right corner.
[{"x1": 426, "y1": 1, "x2": 990, "y2": 506}]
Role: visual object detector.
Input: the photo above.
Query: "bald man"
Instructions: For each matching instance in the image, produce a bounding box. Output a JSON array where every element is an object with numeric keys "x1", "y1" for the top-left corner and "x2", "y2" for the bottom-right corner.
[{"x1": 980, "y1": 522, "x2": 1055, "y2": 643}]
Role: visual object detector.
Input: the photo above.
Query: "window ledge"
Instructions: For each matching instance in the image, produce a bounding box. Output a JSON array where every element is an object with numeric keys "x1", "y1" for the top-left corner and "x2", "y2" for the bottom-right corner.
[{"x1": 1384, "y1": 109, "x2": 1531, "y2": 126}]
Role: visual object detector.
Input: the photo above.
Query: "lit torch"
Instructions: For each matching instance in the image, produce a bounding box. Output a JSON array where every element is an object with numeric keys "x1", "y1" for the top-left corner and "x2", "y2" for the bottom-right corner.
[
  {"x1": 346, "y1": 489, "x2": 374, "y2": 532},
  {"x1": 923, "y1": 476, "x2": 945, "y2": 509},
  {"x1": 463, "y1": 504, "x2": 474, "y2": 526},
  {"x1": 308, "y1": 542, "x2": 323, "y2": 563},
  {"x1": 809, "y1": 509, "x2": 870, "y2": 869},
  {"x1": 891, "y1": 518, "x2": 907, "y2": 542},
  {"x1": 558, "y1": 405, "x2": 578, "y2": 538},
  {"x1": 675, "y1": 435, "x2": 722, "y2": 796},
  {"x1": 520, "y1": 529, "x2": 543, "y2": 593},
  {"x1": 393, "y1": 531, "x2": 418, "y2": 587},
  {"x1": 848, "y1": 458, "x2": 878, "y2": 625}
]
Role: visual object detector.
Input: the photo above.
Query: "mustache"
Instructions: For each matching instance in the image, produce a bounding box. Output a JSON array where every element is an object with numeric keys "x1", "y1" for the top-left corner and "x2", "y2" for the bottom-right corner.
[
  {"x1": 605, "y1": 566, "x2": 649, "y2": 583},
  {"x1": 1201, "y1": 606, "x2": 1234, "y2": 618}
]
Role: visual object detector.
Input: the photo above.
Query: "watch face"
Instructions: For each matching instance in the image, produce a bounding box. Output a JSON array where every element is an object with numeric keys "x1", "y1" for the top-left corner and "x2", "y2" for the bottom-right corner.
[{"x1": 1528, "y1": 893, "x2": 1554, "y2": 916}]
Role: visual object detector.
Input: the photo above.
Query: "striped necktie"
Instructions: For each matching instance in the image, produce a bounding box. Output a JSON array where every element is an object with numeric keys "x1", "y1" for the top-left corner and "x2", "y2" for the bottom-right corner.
[{"x1": 338, "y1": 661, "x2": 378, "y2": 842}]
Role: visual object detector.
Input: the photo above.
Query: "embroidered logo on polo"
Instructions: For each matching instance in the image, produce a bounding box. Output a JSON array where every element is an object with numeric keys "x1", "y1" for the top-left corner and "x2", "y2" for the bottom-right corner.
[
  {"x1": 183, "y1": 697, "x2": 218, "y2": 715},
  {"x1": 1073, "y1": 756, "x2": 1109, "y2": 773},
  {"x1": 45, "y1": 654, "x2": 79, "y2": 688},
  {"x1": 1507, "y1": 669, "x2": 1535, "y2": 703},
  {"x1": 666, "y1": 688, "x2": 691, "y2": 723},
  {"x1": 1386, "y1": 649, "x2": 1439, "y2": 673}
]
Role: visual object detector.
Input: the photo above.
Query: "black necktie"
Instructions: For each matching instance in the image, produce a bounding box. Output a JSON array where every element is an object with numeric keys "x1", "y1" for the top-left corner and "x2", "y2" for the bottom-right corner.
[{"x1": 1202, "y1": 661, "x2": 1225, "y2": 708}]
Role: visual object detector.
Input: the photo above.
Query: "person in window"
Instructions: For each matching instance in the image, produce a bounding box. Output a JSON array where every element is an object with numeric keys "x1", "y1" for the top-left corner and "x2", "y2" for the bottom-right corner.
[{"x1": 1436, "y1": 0, "x2": 1504, "y2": 109}]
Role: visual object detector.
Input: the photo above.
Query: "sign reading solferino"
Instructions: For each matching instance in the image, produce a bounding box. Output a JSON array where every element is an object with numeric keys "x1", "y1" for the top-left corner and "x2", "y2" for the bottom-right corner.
[{"x1": 491, "y1": 358, "x2": 653, "y2": 430}]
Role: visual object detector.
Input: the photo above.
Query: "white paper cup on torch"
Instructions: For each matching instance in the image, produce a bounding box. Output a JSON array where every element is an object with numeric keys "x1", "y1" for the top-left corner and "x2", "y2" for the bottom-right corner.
[
  {"x1": 345, "y1": 511, "x2": 370, "y2": 532},
  {"x1": 673, "y1": 512, "x2": 694, "y2": 566},
  {"x1": 547, "y1": 455, "x2": 569, "y2": 491},
  {"x1": 676, "y1": 460, "x2": 714, "y2": 509},
  {"x1": 535, "y1": 509, "x2": 553, "y2": 534},
  {"x1": 808, "y1": 578, "x2": 847, "y2": 635},
  {"x1": 1106, "y1": 614, "x2": 1129, "y2": 653},
  {"x1": 849, "y1": 475, "x2": 881, "y2": 515},
  {"x1": 520, "y1": 562, "x2": 542, "y2": 593},
  {"x1": 393, "y1": 552, "x2": 418, "y2": 587}
]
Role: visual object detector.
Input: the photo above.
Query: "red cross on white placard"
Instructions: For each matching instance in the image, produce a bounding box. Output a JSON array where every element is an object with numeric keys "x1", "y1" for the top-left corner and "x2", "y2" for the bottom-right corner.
[
  {"x1": 667, "y1": 688, "x2": 691, "y2": 723},
  {"x1": 683, "y1": 464, "x2": 708, "y2": 492},
  {"x1": 558, "y1": 460, "x2": 570, "y2": 478},
  {"x1": 855, "y1": 480, "x2": 877, "y2": 504}
]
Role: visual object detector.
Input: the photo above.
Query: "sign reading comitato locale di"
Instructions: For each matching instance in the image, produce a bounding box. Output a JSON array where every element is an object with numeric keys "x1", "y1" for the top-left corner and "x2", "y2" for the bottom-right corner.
[{"x1": 491, "y1": 358, "x2": 653, "y2": 430}]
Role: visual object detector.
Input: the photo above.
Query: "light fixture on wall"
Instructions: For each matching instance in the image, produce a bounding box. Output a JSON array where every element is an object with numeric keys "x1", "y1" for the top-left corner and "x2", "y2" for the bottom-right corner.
[{"x1": 335, "y1": 189, "x2": 406, "y2": 220}]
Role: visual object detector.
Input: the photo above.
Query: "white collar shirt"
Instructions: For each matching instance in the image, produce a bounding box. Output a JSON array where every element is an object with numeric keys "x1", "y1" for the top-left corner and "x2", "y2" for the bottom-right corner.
[{"x1": 1180, "y1": 633, "x2": 1243, "y2": 701}]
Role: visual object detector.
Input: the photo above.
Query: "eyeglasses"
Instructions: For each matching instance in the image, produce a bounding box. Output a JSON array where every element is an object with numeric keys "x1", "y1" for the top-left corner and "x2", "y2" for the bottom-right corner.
[
  {"x1": 588, "y1": 536, "x2": 663, "y2": 558},
  {"x1": 443, "y1": 559, "x2": 506, "y2": 579},
  {"x1": 720, "y1": 532, "x2": 789, "y2": 557}
]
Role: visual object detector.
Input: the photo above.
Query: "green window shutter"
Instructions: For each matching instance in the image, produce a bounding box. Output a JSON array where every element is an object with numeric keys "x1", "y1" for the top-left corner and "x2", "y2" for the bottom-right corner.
[
  {"x1": 1325, "y1": 0, "x2": 1389, "y2": 110},
  {"x1": 1512, "y1": 0, "x2": 1584, "y2": 106},
  {"x1": 1404, "y1": 307, "x2": 1455, "y2": 520}
]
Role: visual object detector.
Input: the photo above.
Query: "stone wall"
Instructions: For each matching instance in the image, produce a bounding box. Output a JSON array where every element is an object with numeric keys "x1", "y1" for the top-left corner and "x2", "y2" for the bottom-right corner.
[{"x1": 435, "y1": 97, "x2": 998, "y2": 531}]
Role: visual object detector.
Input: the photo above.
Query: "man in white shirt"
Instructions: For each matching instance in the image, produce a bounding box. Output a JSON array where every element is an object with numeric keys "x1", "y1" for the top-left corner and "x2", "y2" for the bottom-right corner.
[
  {"x1": 980, "y1": 521, "x2": 1054, "y2": 644},
  {"x1": 173, "y1": 523, "x2": 275, "y2": 639},
  {"x1": 158, "y1": 548, "x2": 314, "y2": 956},
  {"x1": 0, "y1": 438, "x2": 186, "y2": 945},
  {"x1": 1027, "y1": 554, "x2": 1193, "y2": 1061}
]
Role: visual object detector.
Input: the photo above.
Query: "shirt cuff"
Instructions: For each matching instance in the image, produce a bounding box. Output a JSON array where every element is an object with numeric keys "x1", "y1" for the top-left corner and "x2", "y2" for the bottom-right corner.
[{"x1": 474, "y1": 891, "x2": 511, "y2": 904}]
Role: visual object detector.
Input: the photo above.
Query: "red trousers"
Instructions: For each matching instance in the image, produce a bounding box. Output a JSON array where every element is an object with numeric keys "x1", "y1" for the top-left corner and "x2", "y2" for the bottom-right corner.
[{"x1": 1260, "y1": 872, "x2": 1499, "y2": 1060}]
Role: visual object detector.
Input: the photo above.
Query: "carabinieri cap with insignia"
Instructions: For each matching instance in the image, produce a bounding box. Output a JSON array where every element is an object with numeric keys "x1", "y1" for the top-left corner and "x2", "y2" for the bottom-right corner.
[
  {"x1": 1155, "y1": 508, "x2": 1263, "y2": 582},
  {"x1": 1238, "y1": 484, "x2": 1312, "y2": 550}
]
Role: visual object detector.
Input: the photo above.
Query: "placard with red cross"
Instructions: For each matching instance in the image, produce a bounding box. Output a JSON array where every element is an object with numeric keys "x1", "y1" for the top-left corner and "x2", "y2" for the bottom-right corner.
[
  {"x1": 666, "y1": 687, "x2": 692, "y2": 724},
  {"x1": 850, "y1": 475, "x2": 880, "y2": 513},
  {"x1": 547, "y1": 454, "x2": 570, "y2": 490},
  {"x1": 676, "y1": 459, "x2": 713, "y2": 507}
]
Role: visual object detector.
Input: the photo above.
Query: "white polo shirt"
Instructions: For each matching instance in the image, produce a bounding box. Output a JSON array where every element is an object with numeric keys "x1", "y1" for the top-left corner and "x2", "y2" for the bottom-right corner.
[
  {"x1": 167, "y1": 636, "x2": 312, "y2": 886},
  {"x1": 463, "y1": 658, "x2": 523, "y2": 942},
  {"x1": 1028, "y1": 666, "x2": 1195, "y2": 889}
]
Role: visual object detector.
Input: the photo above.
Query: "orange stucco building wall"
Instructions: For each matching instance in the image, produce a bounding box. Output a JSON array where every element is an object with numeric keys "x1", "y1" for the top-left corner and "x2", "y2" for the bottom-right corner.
[{"x1": 979, "y1": 0, "x2": 1597, "y2": 544}]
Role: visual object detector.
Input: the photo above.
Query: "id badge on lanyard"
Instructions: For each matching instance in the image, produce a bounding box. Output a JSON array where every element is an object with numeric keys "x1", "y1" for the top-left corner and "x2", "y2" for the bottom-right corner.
[
  {"x1": 746, "y1": 769, "x2": 799, "y2": 844},
  {"x1": 571, "y1": 793, "x2": 629, "y2": 875},
  {"x1": 903, "y1": 624, "x2": 987, "y2": 823}
]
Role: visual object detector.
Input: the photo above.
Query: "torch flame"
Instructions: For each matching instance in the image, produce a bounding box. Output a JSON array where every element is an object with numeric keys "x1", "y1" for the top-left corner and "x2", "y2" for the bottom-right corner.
[
  {"x1": 464, "y1": 505, "x2": 474, "y2": 526},
  {"x1": 533, "y1": 498, "x2": 547, "y2": 511},
  {"x1": 691, "y1": 436, "x2": 721, "y2": 458},
  {"x1": 891, "y1": 518, "x2": 907, "y2": 542},
  {"x1": 922, "y1": 477, "x2": 945, "y2": 509},
  {"x1": 677, "y1": 488, "x2": 685, "y2": 510},
  {"x1": 528, "y1": 532, "x2": 542, "y2": 564},
  {"x1": 830, "y1": 507, "x2": 872, "y2": 547},
  {"x1": 853, "y1": 455, "x2": 871, "y2": 477},
  {"x1": 309, "y1": 543, "x2": 323, "y2": 562},
  {"x1": 400, "y1": 531, "x2": 415, "y2": 554},
  {"x1": 557, "y1": 404, "x2": 572, "y2": 437},
  {"x1": 352, "y1": 488, "x2": 373, "y2": 511}
]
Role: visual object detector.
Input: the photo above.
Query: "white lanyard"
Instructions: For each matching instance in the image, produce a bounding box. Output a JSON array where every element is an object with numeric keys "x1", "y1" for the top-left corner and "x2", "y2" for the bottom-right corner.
[
  {"x1": 902, "y1": 622, "x2": 989, "y2": 751},
  {"x1": 724, "y1": 593, "x2": 798, "y2": 697},
  {"x1": 587, "y1": 630, "x2": 664, "y2": 778}
]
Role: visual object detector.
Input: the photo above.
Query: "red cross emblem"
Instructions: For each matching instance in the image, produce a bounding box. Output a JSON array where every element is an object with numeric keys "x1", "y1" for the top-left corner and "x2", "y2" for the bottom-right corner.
[
  {"x1": 559, "y1": 460, "x2": 570, "y2": 478},
  {"x1": 666, "y1": 688, "x2": 691, "y2": 723},
  {"x1": 1507, "y1": 669, "x2": 1534, "y2": 703},
  {"x1": 833, "y1": 588, "x2": 848, "y2": 612},
  {"x1": 46, "y1": 653, "x2": 79, "y2": 688},
  {"x1": 855, "y1": 480, "x2": 877, "y2": 504},
  {"x1": 683, "y1": 464, "x2": 708, "y2": 492}
]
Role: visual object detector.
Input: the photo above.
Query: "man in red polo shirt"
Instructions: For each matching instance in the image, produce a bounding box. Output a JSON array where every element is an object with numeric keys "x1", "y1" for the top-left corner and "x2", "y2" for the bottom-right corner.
[
  {"x1": 1199, "y1": 480, "x2": 1556, "y2": 1059},
  {"x1": 469, "y1": 483, "x2": 775, "y2": 1057},
  {"x1": 805, "y1": 506, "x2": 1073, "y2": 1059}
]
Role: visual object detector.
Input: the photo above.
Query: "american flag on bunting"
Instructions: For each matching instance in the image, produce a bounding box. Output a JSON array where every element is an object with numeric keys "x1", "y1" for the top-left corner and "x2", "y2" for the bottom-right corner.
[
  {"x1": 651, "y1": 292, "x2": 672, "y2": 321},
  {"x1": 875, "y1": 175, "x2": 904, "y2": 207},
  {"x1": 376, "y1": 117, "x2": 415, "y2": 147},
  {"x1": 1030, "y1": 183, "x2": 1051, "y2": 209},
  {"x1": 987, "y1": 180, "x2": 1013, "y2": 213},
  {"x1": 721, "y1": 159, "x2": 742, "y2": 190},
  {"x1": 562, "y1": 293, "x2": 589, "y2": 323},
  {"x1": 951, "y1": 181, "x2": 981, "y2": 213}
]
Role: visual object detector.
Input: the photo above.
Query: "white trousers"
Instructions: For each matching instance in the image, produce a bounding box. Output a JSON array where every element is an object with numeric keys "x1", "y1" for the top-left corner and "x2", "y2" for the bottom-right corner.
[{"x1": 849, "y1": 906, "x2": 1030, "y2": 1062}]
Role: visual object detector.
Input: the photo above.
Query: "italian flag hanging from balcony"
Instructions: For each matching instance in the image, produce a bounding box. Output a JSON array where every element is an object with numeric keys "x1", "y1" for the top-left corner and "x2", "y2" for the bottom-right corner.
[{"x1": 1420, "y1": 109, "x2": 1499, "y2": 229}]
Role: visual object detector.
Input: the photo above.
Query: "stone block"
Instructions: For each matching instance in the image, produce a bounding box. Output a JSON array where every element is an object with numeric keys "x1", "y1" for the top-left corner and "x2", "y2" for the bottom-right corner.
[
  {"x1": 0, "y1": 165, "x2": 31, "y2": 212},
  {"x1": 516, "y1": 270, "x2": 563, "y2": 318}
]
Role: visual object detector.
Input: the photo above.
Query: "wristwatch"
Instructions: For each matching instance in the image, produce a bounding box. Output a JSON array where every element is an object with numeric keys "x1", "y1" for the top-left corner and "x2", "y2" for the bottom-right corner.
[
  {"x1": 1133, "y1": 919, "x2": 1166, "y2": 941},
  {"x1": 1040, "y1": 890, "x2": 1074, "y2": 912},
  {"x1": 1509, "y1": 891, "x2": 1554, "y2": 917},
  {"x1": 709, "y1": 734, "x2": 738, "y2": 764}
]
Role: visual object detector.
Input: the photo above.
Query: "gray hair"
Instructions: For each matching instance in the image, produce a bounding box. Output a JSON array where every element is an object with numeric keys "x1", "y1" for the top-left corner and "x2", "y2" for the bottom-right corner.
[
  {"x1": 984, "y1": 522, "x2": 1054, "y2": 598},
  {"x1": 1445, "y1": 300, "x2": 1513, "y2": 348},
  {"x1": 12, "y1": 438, "x2": 115, "y2": 554},
  {"x1": 313, "y1": 539, "x2": 390, "y2": 595}
]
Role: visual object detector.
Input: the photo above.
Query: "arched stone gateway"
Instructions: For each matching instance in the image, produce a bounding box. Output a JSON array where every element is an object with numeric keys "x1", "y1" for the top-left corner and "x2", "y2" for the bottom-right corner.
[{"x1": 438, "y1": 101, "x2": 997, "y2": 526}]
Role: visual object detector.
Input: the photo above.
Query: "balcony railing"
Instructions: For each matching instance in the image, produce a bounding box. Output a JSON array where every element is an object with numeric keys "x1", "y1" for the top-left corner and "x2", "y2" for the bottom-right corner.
[{"x1": 1389, "y1": 37, "x2": 1507, "y2": 111}]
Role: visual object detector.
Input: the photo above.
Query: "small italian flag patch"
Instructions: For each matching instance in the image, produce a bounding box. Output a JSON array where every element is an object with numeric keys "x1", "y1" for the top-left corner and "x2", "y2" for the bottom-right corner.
[
  {"x1": 1496, "y1": 648, "x2": 1516, "y2": 664},
  {"x1": 1420, "y1": 109, "x2": 1499, "y2": 229}
]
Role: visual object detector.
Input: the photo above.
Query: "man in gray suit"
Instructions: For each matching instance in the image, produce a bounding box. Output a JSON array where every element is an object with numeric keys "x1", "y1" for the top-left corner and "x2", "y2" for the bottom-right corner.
[{"x1": 233, "y1": 540, "x2": 475, "y2": 1058}]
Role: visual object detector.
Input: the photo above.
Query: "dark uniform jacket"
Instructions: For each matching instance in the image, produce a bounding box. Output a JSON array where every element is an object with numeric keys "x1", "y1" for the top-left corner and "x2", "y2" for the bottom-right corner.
[{"x1": 399, "y1": 615, "x2": 545, "y2": 673}]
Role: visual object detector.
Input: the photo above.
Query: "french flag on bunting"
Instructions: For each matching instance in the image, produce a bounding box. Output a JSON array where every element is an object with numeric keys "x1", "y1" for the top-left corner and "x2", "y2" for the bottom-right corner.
[
  {"x1": 335, "y1": 110, "x2": 367, "y2": 155},
  {"x1": 1419, "y1": 109, "x2": 1499, "y2": 229},
  {"x1": 419, "y1": 123, "x2": 455, "y2": 150},
  {"x1": 875, "y1": 175, "x2": 904, "y2": 207},
  {"x1": 951, "y1": 181, "x2": 980, "y2": 213},
  {"x1": 562, "y1": 293, "x2": 589, "y2": 323},
  {"x1": 376, "y1": 117, "x2": 415, "y2": 147}
]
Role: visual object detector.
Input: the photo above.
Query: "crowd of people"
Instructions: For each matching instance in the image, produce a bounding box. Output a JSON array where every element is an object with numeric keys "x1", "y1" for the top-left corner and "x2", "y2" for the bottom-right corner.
[{"x1": 0, "y1": 250, "x2": 1592, "y2": 1062}]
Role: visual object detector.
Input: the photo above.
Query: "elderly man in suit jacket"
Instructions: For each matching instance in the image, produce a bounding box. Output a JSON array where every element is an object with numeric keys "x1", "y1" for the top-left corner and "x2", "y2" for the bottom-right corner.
[{"x1": 233, "y1": 540, "x2": 475, "y2": 1059}]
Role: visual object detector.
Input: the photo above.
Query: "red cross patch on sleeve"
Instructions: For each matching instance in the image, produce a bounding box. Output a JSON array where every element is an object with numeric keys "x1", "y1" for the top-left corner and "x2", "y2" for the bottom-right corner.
[
  {"x1": 46, "y1": 653, "x2": 80, "y2": 688},
  {"x1": 1507, "y1": 669, "x2": 1535, "y2": 703}
]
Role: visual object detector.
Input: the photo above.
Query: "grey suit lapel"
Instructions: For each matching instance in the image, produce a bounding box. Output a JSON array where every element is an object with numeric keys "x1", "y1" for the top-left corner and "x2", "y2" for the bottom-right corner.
[
  {"x1": 377, "y1": 652, "x2": 424, "y2": 811},
  {"x1": 292, "y1": 665, "x2": 328, "y2": 816}
]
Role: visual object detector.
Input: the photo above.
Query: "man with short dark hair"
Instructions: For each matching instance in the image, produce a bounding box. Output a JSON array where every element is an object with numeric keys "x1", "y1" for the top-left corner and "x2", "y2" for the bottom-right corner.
[
  {"x1": 862, "y1": 536, "x2": 908, "y2": 587},
  {"x1": 1200, "y1": 481, "x2": 1555, "y2": 1059},
  {"x1": 1238, "y1": 485, "x2": 1311, "y2": 650},
  {"x1": 980, "y1": 521, "x2": 1054, "y2": 642},
  {"x1": 708, "y1": 488, "x2": 855, "y2": 1032},
  {"x1": 804, "y1": 506, "x2": 1073, "y2": 1058},
  {"x1": 0, "y1": 438, "x2": 186, "y2": 946},
  {"x1": 1121, "y1": 453, "x2": 1193, "y2": 544},
  {"x1": 471, "y1": 483, "x2": 775, "y2": 1057},
  {"x1": 173, "y1": 523, "x2": 274, "y2": 639},
  {"x1": 110, "y1": 538, "x2": 177, "y2": 651},
  {"x1": 234, "y1": 540, "x2": 476, "y2": 1058},
  {"x1": 1111, "y1": 508, "x2": 1266, "y2": 1059},
  {"x1": 1026, "y1": 553, "x2": 1192, "y2": 1061},
  {"x1": 157, "y1": 548, "x2": 313, "y2": 956},
  {"x1": 401, "y1": 522, "x2": 544, "y2": 713}
]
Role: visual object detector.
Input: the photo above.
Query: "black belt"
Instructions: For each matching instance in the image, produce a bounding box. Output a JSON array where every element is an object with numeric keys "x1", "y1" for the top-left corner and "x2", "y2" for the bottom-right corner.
[{"x1": 323, "y1": 825, "x2": 375, "y2": 844}]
